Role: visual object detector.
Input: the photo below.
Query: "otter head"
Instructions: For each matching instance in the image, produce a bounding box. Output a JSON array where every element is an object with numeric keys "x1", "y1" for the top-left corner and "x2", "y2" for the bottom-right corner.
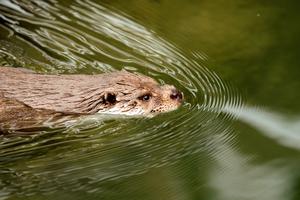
[{"x1": 98, "y1": 72, "x2": 183, "y2": 116}]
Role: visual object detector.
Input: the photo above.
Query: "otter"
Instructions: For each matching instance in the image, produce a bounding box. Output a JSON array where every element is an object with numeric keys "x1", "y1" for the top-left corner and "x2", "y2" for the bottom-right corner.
[{"x1": 0, "y1": 67, "x2": 183, "y2": 132}]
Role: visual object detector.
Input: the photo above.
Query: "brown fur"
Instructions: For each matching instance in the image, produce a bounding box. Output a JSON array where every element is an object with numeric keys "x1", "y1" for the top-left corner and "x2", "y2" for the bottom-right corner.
[{"x1": 0, "y1": 67, "x2": 182, "y2": 131}]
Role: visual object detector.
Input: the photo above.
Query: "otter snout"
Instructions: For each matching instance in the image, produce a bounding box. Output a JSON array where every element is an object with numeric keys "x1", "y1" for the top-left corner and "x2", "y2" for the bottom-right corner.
[{"x1": 170, "y1": 89, "x2": 183, "y2": 102}]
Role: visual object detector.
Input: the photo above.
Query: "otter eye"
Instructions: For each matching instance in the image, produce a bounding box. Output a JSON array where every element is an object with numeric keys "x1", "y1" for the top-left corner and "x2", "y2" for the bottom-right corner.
[
  {"x1": 139, "y1": 94, "x2": 151, "y2": 101},
  {"x1": 103, "y1": 93, "x2": 116, "y2": 104}
]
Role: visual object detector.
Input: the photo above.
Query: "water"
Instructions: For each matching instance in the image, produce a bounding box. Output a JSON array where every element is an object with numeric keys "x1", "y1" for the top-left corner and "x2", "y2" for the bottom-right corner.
[{"x1": 0, "y1": 0, "x2": 300, "y2": 199}]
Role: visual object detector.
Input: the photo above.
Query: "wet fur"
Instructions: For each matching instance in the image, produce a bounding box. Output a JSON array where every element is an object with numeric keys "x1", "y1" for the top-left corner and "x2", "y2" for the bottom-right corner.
[{"x1": 0, "y1": 67, "x2": 182, "y2": 131}]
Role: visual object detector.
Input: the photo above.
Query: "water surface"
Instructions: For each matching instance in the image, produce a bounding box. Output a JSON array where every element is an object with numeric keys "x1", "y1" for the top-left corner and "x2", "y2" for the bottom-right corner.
[{"x1": 0, "y1": 0, "x2": 300, "y2": 199}]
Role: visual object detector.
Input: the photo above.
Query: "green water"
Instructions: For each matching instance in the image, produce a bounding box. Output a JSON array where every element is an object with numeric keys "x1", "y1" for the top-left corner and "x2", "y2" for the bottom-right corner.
[{"x1": 0, "y1": 0, "x2": 300, "y2": 199}]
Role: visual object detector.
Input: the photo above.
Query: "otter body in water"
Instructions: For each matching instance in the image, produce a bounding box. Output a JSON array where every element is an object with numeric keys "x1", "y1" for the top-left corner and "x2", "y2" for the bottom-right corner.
[{"x1": 0, "y1": 67, "x2": 182, "y2": 131}]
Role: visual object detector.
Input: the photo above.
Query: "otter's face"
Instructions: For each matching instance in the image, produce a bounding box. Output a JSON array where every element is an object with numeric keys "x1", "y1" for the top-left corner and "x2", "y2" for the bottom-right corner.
[{"x1": 98, "y1": 72, "x2": 183, "y2": 116}]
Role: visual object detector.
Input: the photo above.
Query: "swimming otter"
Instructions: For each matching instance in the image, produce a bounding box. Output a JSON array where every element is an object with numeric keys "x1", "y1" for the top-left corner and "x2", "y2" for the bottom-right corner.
[{"x1": 0, "y1": 67, "x2": 183, "y2": 131}]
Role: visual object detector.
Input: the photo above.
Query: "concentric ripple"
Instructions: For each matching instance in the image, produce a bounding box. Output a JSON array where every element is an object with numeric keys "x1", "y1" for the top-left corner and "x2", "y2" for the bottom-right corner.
[{"x1": 0, "y1": 0, "x2": 243, "y2": 198}]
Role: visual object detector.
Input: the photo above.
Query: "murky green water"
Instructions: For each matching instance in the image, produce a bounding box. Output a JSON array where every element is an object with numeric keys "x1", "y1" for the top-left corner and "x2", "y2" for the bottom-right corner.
[{"x1": 0, "y1": 0, "x2": 300, "y2": 199}]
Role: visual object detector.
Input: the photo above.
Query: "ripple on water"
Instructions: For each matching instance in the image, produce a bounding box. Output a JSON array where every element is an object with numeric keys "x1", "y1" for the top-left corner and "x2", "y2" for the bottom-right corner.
[{"x1": 0, "y1": 0, "x2": 243, "y2": 197}]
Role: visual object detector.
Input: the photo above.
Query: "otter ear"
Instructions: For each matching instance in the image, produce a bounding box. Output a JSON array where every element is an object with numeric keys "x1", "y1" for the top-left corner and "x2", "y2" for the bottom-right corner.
[{"x1": 103, "y1": 92, "x2": 116, "y2": 104}]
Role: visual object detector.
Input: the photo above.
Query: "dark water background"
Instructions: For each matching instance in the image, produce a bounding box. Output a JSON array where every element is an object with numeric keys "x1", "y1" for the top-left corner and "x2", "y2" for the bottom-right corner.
[{"x1": 0, "y1": 0, "x2": 300, "y2": 199}]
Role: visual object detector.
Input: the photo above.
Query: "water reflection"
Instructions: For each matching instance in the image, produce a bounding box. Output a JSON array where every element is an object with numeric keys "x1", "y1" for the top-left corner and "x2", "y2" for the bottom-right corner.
[
  {"x1": 224, "y1": 106, "x2": 300, "y2": 150},
  {"x1": 209, "y1": 140, "x2": 293, "y2": 200},
  {"x1": 0, "y1": 0, "x2": 299, "y2": 200}
]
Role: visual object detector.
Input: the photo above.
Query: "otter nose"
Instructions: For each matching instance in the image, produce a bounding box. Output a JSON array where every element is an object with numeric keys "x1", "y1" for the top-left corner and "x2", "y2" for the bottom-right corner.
[{"x1": 170, "y1": 89, "x2": 183, "y2": 101}]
